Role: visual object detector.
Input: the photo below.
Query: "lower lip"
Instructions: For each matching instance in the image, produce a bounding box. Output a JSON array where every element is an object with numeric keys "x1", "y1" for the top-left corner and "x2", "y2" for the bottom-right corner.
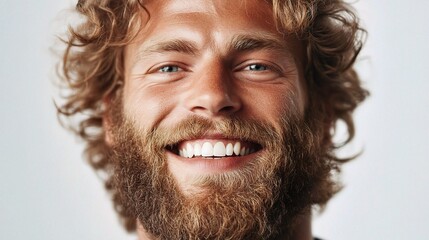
[{"x1": 166, "y1": 151, "x2": 260, "y2": 174}]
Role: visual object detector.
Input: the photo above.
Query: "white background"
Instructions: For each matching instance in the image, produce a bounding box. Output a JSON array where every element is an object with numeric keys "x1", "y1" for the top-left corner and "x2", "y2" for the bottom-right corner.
[{"x1": 1, "y1": 1, "x2": 428, "y2": 239}]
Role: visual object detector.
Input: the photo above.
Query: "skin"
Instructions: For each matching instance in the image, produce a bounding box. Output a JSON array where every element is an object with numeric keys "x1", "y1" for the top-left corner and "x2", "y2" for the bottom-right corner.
[{"x1": 119, "y1": 0, "x2": 311, "y2": 238}]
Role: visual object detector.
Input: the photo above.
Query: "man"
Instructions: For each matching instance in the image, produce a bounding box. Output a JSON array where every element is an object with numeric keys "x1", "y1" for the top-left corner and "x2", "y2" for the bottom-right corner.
[{"x1": 57, "y1": 0, "x2": 368, "y2": 239}]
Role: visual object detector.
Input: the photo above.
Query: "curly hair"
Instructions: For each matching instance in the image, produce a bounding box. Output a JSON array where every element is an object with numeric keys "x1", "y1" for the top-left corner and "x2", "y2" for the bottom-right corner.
[{"x1": 57, "y1": 0, "x2": 368, "y2": 232}]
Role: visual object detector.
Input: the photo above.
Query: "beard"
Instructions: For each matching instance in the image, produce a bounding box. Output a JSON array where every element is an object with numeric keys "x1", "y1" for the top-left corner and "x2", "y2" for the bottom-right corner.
[{"x1": 108, "y1": 102, "x2": 336, "y2": 240}]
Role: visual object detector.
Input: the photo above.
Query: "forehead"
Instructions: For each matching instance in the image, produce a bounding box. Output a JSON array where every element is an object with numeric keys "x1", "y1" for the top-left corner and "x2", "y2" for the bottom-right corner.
[
  {"x1": 142, "y1": 0, "x2": 274, "y2": 22},
  {"x1": 125, "y1": 0, "x2": 304, "y2": 60},
  {"x1": 133, "y1": 0, "x2": 280, "y2": 44}
]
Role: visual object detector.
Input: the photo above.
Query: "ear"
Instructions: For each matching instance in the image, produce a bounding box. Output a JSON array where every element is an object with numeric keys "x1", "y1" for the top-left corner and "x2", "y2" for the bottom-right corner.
[{"x1": 103, "y1": 95, "x2": 114, "y2": 147}]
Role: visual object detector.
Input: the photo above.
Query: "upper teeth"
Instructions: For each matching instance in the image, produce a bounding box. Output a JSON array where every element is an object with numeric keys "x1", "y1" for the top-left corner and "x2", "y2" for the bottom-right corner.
[{"x1": 178, "y1": 142, "x2": 255, "y2": 158}]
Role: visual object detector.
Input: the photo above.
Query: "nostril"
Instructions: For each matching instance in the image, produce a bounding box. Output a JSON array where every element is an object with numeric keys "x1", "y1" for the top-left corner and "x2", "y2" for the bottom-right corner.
[
  {"x1": 188, "y1": 98, "x2": 241, "y2": 116},
  {"x1": 219, "y1": 105, "x2": 236, "y2": 113}
]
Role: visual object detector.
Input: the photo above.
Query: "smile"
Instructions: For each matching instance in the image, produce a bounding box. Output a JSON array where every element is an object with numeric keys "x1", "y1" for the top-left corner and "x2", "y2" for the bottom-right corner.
[{"x1": 168, "y1": 138, "x2": 262, "y2": 159}]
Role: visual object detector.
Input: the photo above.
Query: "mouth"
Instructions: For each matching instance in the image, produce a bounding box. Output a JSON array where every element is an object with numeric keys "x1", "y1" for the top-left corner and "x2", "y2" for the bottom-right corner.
[
  {"x1": 166, "y1": 138, "x2": 263, "y2": 159},
  {"x1": 164, "y1": 133, "x2": 264, "y2": 174}
]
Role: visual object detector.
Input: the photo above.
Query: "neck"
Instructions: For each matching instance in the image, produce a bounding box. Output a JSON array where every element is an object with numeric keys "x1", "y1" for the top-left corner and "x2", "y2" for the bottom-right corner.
[
  {"x1": 288, "y1": 212, "x2": 313, "y2": 240},
  {"x1": 136, "y1": 212, "x2": 313, "y2": 240}
]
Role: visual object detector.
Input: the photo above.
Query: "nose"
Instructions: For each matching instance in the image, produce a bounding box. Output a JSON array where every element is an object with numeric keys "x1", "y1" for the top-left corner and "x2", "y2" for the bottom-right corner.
[{"x1": 184, "y1": 62, "x2": 242, "y2": 117}]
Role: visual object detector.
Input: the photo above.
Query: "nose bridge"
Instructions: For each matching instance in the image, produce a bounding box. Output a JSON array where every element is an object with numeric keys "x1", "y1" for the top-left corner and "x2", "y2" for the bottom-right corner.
[{"x1": 184, "y1": 60, "x2": 241, "y2": 116}]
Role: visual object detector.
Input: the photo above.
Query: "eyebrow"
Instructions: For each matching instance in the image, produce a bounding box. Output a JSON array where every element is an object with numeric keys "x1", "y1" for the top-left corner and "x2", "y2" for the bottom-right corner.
[
  {"x1": 133, "y1": 39, "x2": 198, "y2": 65},
  {"x1": 144, "y1": 39, "x2": 199, "y2": 55},
  {"x1": 228, "y1": 33, "x2": 288, "y2": 53},
  {"x1": 133, "y1": 33, "x2": 290, "y2": 65}
]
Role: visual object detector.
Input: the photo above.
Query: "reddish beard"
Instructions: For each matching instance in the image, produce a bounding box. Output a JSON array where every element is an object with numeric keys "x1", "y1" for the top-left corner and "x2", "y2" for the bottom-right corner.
[{"x1": 108, "y1": 105, "x2": 336, "y2": 239}]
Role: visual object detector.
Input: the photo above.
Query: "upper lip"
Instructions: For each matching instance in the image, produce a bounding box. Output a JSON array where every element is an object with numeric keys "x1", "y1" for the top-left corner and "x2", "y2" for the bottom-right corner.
[
  {"x1": 175, "y1": 134, "x2": 261, "y2": 147},
  {"x1": 188, "y1": 132, "x2": 235, "y2": 140}
]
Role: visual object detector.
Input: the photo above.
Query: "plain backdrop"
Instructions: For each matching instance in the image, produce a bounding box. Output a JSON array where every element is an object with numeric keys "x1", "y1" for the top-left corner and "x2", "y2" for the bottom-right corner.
[{"x1": 1, "y1": 0, "x2": 428, "y2": 239}]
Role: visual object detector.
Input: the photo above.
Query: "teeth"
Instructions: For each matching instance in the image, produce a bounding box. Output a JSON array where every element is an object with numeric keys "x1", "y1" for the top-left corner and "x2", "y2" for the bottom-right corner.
[
  {"x1": 179, "y1": 141, "x2": 256, "y2": 158},
  {"x1": 213, "y1": 142, "x2": 226, "y2": 157},
  {"x1": 194, "y1": 143, "x2": 201, "y2": 156},
  {"x1": 233, "y1": 142, "x2": 241, "y2": 155},
  {"x1": 240, "y1": 147, "x2": 246, "y2": 156},
  {"x1": 186, "y1": 143, "x2": 193, "y2": 158},
  {"x1": 201, "y1": 142, "x2": 213, "y2": 157},
  {"x1": 226, "y1": 143, "x2": 233, "y2": 156}
]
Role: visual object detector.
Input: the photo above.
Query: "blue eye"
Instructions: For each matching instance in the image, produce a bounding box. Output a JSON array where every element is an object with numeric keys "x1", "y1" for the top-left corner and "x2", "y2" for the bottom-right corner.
[
  {"x1": 246, "y1": 64, "x2": 268, "y2": 71},
  {"x1": 159, "y1": 65, "x2": 180, "y2": 73}
]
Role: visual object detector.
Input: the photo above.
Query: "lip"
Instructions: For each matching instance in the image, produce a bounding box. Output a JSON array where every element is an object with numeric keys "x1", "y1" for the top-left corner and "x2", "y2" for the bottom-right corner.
[
  {"x1": 166, "y1": 148, "x2": 261, "y2": 174},
  {"x1": 165, "y1": 133, "x2": 263, "y2": 174}
]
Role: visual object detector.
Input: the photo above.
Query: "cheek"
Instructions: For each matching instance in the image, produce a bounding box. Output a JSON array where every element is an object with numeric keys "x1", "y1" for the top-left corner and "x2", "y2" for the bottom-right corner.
[
  {"x1": 123, "y1": 83, "x2": 179, "y2": 129},
  {"x1": 240, "y1": 83, "x2": 304, "y2": 124}
]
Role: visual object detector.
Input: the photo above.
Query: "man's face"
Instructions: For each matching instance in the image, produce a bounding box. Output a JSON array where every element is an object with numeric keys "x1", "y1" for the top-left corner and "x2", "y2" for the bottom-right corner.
[
  {"x1": 109, "y1": 0, "x2": 330, "y2": 239},
  {"x1": 123, "y1": 0, "x2": 306, "y2": 190}
]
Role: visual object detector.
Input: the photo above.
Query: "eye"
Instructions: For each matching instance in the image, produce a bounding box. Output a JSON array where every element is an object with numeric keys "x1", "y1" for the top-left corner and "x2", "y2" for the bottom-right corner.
[
  {"x1": 244, "y1": 64, "x2": 269, "y2": 71},
  {"x1": 234, "y1": 60, "x2": 284, "y2": 83},
  {"x1": 158, "y1": 65, "x2": 182, "y2": 73}
]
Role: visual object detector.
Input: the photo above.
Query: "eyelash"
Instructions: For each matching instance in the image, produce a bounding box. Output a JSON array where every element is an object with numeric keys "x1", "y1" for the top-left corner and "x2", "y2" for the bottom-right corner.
[
  {"x1": 242, "y1": 63, "x2": 269, "y2": 71},
  {"x1": 154, "y1": 63, "x2": 274, "y2": 74}
]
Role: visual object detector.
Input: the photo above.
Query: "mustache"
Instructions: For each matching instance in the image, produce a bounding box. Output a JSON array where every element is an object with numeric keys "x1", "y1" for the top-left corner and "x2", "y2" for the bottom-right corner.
[{"x1": 132, "y1": 115, "x2": 289, "y2": 151}]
